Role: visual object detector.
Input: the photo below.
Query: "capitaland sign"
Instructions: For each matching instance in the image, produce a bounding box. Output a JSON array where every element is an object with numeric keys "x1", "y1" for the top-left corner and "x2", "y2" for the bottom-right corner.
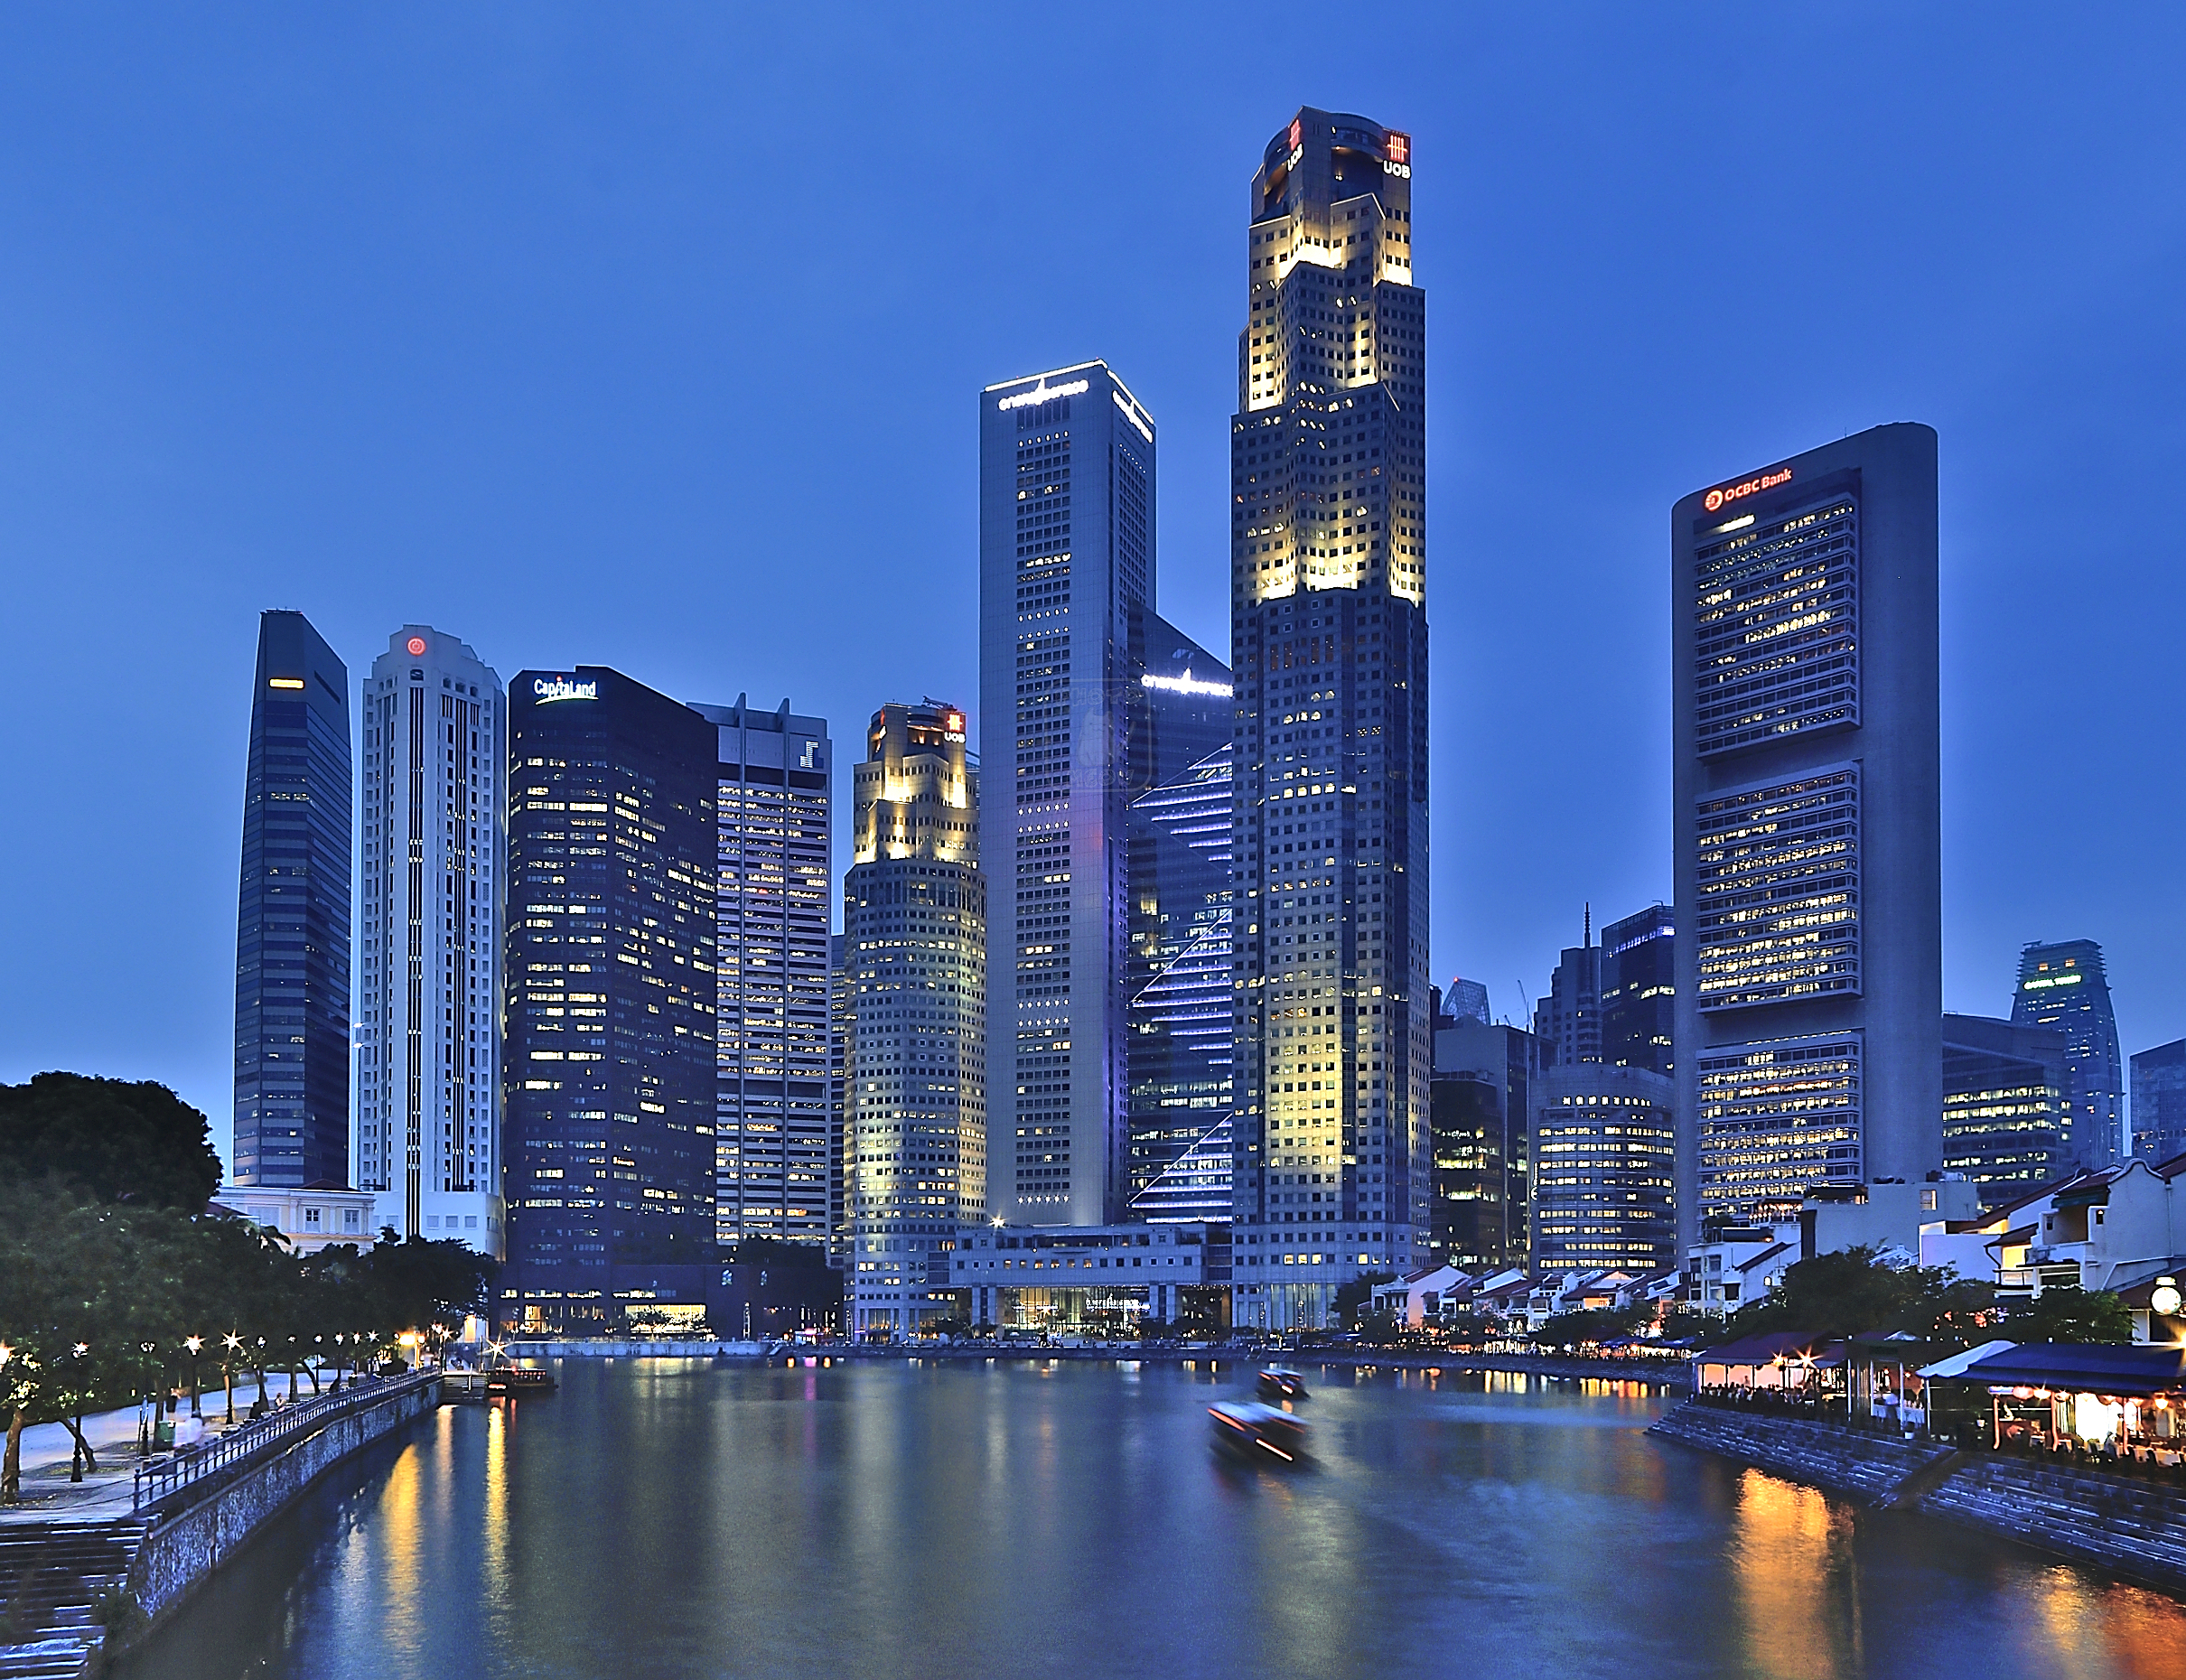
[
  {"x1": 1142, "y1": 670, "x2": 1234, "y2": 698},
  {"x1": 1704, "y1": 467, "x2": 1793, "y2": 513},
  {"x1": 997, "y1": 377, "x2": 1092, "y2": 412},
  {"x1": 533, "y1": 676, "x2": 599, "y2": 704}
]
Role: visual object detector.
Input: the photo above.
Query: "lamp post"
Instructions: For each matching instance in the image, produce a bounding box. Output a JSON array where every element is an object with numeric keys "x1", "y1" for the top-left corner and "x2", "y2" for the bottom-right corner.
[
  {"x1": 222, "y1": 1334, "x2": 242, "y2": 1423},
  {"x1": 68, "y1": 1343, "x2": 89, "y2": 1481},
  {"x1": 137, "y1": 1341, "x2": 157, "y2": 1455},
  {"x1": 185, "y1": 1335, "x2": 203, "y2": 1419}
]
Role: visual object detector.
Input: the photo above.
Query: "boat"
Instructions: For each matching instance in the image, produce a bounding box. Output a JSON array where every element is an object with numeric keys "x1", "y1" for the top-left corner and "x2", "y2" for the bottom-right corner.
[
  {"x1": 1256, "y1": 1368, "x2": 1309, "y2": 1401},
  {"x1": 485, "y1": 1367, "x2": 556, "y2": 1397},
  {"x1": 1209, "y1": 1401, "x2": 1310, "y2": 1464}
]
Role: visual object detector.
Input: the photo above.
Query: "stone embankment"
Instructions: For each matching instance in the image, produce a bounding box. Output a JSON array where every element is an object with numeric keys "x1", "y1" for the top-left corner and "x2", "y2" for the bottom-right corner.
[{"x1": 1650, "y1": 1401, "x2": 2186, "y2": 1597}]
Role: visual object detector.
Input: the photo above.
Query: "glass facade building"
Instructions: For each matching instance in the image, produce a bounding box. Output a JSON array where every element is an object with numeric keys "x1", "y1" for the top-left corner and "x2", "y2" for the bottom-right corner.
[
  {"x1": 1672, "y1": 426, "x2": 1943, "y2": 1245},
  {"x1": 356, "y1": 626, "x2": 506, "y2": 1254},
  {"x1": 687, "y1": 697, "x2": 833, "y2": 1251},
  {"x1": 1227, "y1": 107, "x2": 1433, "y2": 1330},
  {"x1": 978, "y1": 361, "x2": 1159, "y2": 1227},
  {"x1": 501, "y1": 668, "x2": 718, "y2": 1336},
  {"x1": 844, "y1": 700, "x2": 986, "y2": 1337},
  {"x1": 1530, "y1": 1064, "x2": 1677, "y2": 1276},
  {"x1": 1429, "y1": 1018, "x2": 1533, "y2": 1274},
  {"x1": 232, "y1": 610, "x2": 351, "y2": 1189},
  {"x1": 2132, "y1": 1039, "x2": 2186, "y2": 1168},
  {"x1": 1600, "y1": 903, "x2": 1675, "y2": 1078},
  {"x1": 1940, "y1": 1013, "x2": 2069, "y2": 1207},
  {"x1": 2011, "y1": 939, "x2": 2125, "y2": 1171}
]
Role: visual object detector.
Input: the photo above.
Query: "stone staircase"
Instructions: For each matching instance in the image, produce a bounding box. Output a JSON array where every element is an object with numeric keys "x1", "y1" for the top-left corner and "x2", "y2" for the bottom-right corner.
[{"x1": 0, "y1": 1520, "x2": 149, "y2": 1679}]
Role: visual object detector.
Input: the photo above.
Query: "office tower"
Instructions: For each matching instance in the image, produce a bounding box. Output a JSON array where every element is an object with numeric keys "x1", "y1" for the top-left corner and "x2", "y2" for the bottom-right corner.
[
  {"x1": 2011, "y1": 940, "x2": 2125, "y2": 1170},
  {"x1": 1940, "y1": 1013, "x2": 2069, "y2": 1207},
  {"x1": 502, "y1": 669, "x2": 718, "y2": 1335},
  {"x1": 687, "y1": 697, "x2": 832, "y2": 1250},
  {"x1": 1227, "y1": 107, "x2": 1431, "y2": 1331},
  {"x1": 844, "y1": 701, "x2": 986, "y2": 1337},
  {"x1": 232, "y1": 611, "x2": 351, "y2": 1189},
  {"x1": 356, "y1": 627, "x2": 507, "y2": 1255},
  {"x1": 1430, "y1": 1017, "x2": 1534, "y2": 1273},
  {"x1": 1533, "y1": 918, "x2": 1601, "y2": 1069},
  {"x1": 1126, "y1": 632, "x2": 1236, "y2": 1221},
  {"x1": 829, "y1": 933, "x2": 850, "y2": 1266},
  {"x1": 1600, "y1": 903, "x2": 1675, "y2": 1077},
  {"x1": 2132, "y1": 1040, "x2": 2186, "y2": 1166},
  {"x1": 1530, "y1": 1065, "x2": 1677, "y2": 1276},
  {"x1": 1443, "y1": 978, "x2": 1490, "y2": 1027},
  {"x1": 979, "y1": 360, "x2": 1159, "y2": 1226},
  {"x1": 1672, "y1": 425, "x2": 1943, "y2": 1248}
]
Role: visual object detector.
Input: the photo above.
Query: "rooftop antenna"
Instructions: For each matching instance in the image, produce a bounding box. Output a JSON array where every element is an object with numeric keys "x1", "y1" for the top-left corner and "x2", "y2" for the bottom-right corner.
[{"x1": 1584, "y1": 901, "x2": 1592, "y2": 948}]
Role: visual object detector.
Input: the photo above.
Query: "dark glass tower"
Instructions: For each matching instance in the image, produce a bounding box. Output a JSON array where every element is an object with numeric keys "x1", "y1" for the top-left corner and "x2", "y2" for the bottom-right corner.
[
  {"x1": 502, "y1": 667, "x2": 718, "y2": 1337},
  {"x1": 1228, "y1": 107, "x2": 1430, "y2": 1330},
  {"x1": 1601, "y1": 903, "x2": 1675, "y2": 1077},
  {"x1": 2011, "y1": 939, "x2": 2125, "y2": 1171},
  {"x1": 233, "y1": 611, "x2": 351, "y2": 1188}
]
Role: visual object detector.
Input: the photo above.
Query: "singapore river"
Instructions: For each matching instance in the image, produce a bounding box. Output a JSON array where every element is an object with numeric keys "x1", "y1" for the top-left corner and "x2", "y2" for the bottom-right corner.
[{"x1": 129, "y1": 1359, "x2": 2186, "y2": 1680}]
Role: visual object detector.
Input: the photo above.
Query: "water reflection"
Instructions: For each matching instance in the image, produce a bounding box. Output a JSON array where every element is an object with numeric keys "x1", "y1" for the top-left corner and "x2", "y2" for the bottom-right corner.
[{"x1": 127, "y1": 1362, "x2": 2186, "y2": 1680}]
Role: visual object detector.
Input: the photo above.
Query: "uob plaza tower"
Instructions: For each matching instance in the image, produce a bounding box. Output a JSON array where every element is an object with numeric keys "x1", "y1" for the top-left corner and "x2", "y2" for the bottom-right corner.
[{"x1": 1228, "y1": 108, "x2": 1430, "y2": 1330}]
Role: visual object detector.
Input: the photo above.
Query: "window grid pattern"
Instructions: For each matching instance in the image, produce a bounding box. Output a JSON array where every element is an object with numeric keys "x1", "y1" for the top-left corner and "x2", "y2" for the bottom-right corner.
[
  {"x1": 1694, "y1": 495, "x2": 1858, "y2": 757},
  {"x1": 1694, "y1": 767, "x2": 1860, "y2": 1012},
  {"x1": 1696, "y1": 1033, "x2": 1864, "y2": 1223}
]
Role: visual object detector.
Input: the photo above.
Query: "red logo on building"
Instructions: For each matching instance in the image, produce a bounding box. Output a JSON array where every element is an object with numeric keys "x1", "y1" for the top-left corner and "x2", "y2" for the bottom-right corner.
[
  {"x1": 1703, "y1": 467, "x2": 1792, "y2": 513},
  {"x1": 406, "y1": 636, "x2": 427, "y2": 656},
  {"x1": 1386, "y1": 132, "x2": 1410, "y2": 165}
]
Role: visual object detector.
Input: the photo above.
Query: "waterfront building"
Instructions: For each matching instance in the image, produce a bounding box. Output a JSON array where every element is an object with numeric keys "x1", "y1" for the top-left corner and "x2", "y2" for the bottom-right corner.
[
  {"x1": 501, "y1": 668, "x2": 717, "y2": 1337},
  {"x1": 1600, "y1": 903, "x2": 1676, "y2": 1077},
  {"x1": 356, "y1": 626, "x2": 507, "y2": 1255},
  {"x1": 212, "y1": 1183, "x2": 378, "y2": 1255},
  {"x1": 978, "y1": 359, "x2": 1160, "y2": 1227},
  {"x1": 1530, "y1": 1064, "x2": 1677, "y2": 1276},
  {"x1": 1940, "y1": 1013, "x2": 2069, "y2": 1206},
  {"x1": 687, "y1": 696, "x2": 833, "y2": 1251},
  {"x1": 2011, "y1": 939, "x2": 2125, "y2": 1171},
  {"x1": 948, "y1": 1221, "x2": 1227, "y2": 1334},
  {"x1": 1671, "y1": 425, "x2": 1943, "y2": 1246},
  {"x1": 232, "y1": 610, "x2": 351, "y2": 1189},
  {"x1": 844, "y1": 700, "x2": 986, "y2": 1338},
  {"x1": 1429, "y1": 1017, "x2": 1533, "y2": 1273},
  {"x1": 1126, "y1": 635, "x2": 1235, "y2": 1219},
  {"x1": 2132, "y1": 1039, "x2": 2186, "y2": 1167},
  {"x1": 1227, "y1": 107, "x2": 1432, "y2": 1330}
]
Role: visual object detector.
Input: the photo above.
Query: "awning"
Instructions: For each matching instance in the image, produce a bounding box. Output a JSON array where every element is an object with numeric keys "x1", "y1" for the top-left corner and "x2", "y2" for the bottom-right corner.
[
  {"x1": 1693, "y1": 1331, "x2": 1836, "y2": 1368},
  {"x1": 1916, "y1": 1339, "x2": 2018, "y2": 1379},
  {"x1": 1953, "y1": 1341, "x2": 2186, "y2": 1397}
]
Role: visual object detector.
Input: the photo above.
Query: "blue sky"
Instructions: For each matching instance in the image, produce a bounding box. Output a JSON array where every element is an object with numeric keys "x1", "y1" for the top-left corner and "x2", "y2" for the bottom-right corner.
[{"x1": 2, "y1": 5, "x2": 2181, "y2": 1162}]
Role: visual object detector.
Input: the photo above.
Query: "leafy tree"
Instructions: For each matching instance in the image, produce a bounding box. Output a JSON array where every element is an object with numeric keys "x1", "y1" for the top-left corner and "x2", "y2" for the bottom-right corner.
[
  {"x1": 1656, "y1": 1305, "x2": 1718, "y2": 1343},
  {"x1": 1533, "y1": 1304, "x2": 1649, "y2": 1349},
  {"x1": 1725, "y1": 1246, "x2": 1994, "y2": 1347},
  {"x1": 364, "y1": 1232, "x2": 497, "y2": 1338},
  {"x1": 0, "y1": 1073, "x2": 221, "y2": 1209},
  {"x1": 1334, "y1": 1271, "x2": 1396, "y2": 1329},
  {"x1": 2003, "y1": 1283, "x2": 2131, "y2": 1344}
]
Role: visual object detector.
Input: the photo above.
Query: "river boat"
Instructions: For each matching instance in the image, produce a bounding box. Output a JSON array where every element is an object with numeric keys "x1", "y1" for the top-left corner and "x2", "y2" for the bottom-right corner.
[
  {"x1": 485, "y1": 1367, "x2": 556, "y2": 1397},
  {"x1": 1209, "y1": 1401, "x2": 1309, "y2": 1465},
  {"x1": 1256, "y1": 1368, "x2": 1309, "y2": 1401}
]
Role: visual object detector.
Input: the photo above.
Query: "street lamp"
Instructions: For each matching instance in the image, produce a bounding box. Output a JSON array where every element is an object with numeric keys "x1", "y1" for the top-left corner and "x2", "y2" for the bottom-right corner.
[
  {"x1": 222, "y1": 1334, "x2": 243, "y2": 1423},
  {"x1": 137, "y1": 1341, "x2": 157, "y2": 1455},
  {"x1": 185, "y1": 1335, "x2": 203, "y2": 1419}
]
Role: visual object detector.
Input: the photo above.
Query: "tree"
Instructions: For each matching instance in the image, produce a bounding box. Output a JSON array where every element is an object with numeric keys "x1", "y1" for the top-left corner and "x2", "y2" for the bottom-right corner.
[
  {"x1": 0, "y1": 1073, "x2": 221, "y2": 1209},
  {"x1": 1533, "y1": 1304, "x2": 1649, "y2": 1349},
  {"x1": 363, "y1": 1232, "x2": 497, "y2": 1339},
  {"x1": 2004, "y1": 1283, "x2": 2131, "y2": 1344},
  {"x1": 1725, "y1": 1246, "x2": 1994, "y2": 1348},
  {"x1": 1333, "y1": 1272, "x2": 1396, "y2": 1330}
]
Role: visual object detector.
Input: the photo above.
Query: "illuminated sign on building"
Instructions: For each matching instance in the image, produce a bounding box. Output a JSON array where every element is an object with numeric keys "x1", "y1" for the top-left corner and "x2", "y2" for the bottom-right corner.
[
  {"x1": 997, "y1": 377, "x2": 1091, "y2": 413},
  {"x1": 267, "y1": 677, "x2": 304, "y2": 689},
  {"x1": 1113, "y1": 388, "x2": 1153, "y2": 443},
  {"x1": 2021, "y1": 972, "x2": 2085, "y2": 991},
  {"x1": 532, "y1": 676, "x2": 599, "y2": 705},
  {"x1": 1703, "y1": 467, "x2": 1793, "y2": 513},
  {"x1": 1141, "y1": 670, "x2": 1233, "y2": 699},
  {"x1": 406, "y1": 637, "x2": 428, "y2": 657},
  {"x1": 1383, "y1": 130, "x2": 1411, "y2": 177}
]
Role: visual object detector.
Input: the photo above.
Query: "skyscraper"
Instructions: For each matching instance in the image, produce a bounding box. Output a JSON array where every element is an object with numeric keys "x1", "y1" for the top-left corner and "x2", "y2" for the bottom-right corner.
[
  {"x1": 1672, "y1": 425, "x2": 1943, "y2": 1248},
  {"x1": 1600, "y1": 903, "x2": 1675, "y2": 1078},
  {"x1": 1940, "y1": 1013, "x2": 2069, "y2": 1206},
  {"x1": 844, "y1": 700, "x2": 986, "y2": 1336},
  {"x1": 356, "y1": 626, "x2": 506, "y2": 1255},
  {"x1": 232, "y1": 610, "x2": 351, "y2": 1189},
  {"x1": 1226, "y1": 107, "x2": 1431, "y2": 1330},
  {"x1": 1430, "y1": 1016, "x2": 1533, "y2": 1274},
  {"x1": 1533, "y1": 920, "x2": 1601, "y2": 1070},
  {"x1": 2131, "y1": 1039, "x2": 2186, "y2": 1167},
  {"x1": 502, "y1": 668, "x2": 718, "y2": 1336},
  {"x1": 1126, "y1": 630, "x2": 1235, "y2": 1221},
  {"x1": 1530, "y1": 1064, "x2": 1677, "y2": 1277},
  {"x1": 2011, "y1": 939, "x2": 2125, "y2": 1171},
  {"x1": 979, "y1": 360, "x2": 1158, "y2": 1227},
  {"x1": 688, "y1": 697, "x2": 833, "y2": 1251}
]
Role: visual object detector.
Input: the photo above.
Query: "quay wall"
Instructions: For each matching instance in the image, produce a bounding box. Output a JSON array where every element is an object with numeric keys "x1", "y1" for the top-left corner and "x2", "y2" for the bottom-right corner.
[
  {"x1": 1651, "y1": 1402, "x2": 2186, "y2": 1596},
  {"x1": 128, "y1": 1378, "x2": 441, "y2": 1629}
]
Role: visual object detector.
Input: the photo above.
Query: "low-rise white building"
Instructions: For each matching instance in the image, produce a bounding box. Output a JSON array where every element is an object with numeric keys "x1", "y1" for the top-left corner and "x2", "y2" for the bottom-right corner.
[{"x1": 212, "y1": 1182, "x2": 379, "y2": 1255}]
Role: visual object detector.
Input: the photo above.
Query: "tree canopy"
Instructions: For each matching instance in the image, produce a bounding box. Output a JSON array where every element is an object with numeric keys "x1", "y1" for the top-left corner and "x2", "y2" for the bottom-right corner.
[
  {"x1": 2002, "y1": 1282, "x2": 2132, "y2": 1344},
  {"x1": 1724, "y1": 1246, "x2": 1994, "y2": 1347},
  {"x1": 0, "y1": 1072, "x2": 222, "y2": 1209}
]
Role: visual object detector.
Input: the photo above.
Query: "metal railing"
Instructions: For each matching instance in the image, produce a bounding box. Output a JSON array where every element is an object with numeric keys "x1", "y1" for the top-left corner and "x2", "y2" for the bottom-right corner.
[{"x1": 132, "y1": 1368, "x2": 435, "y2": 1514}]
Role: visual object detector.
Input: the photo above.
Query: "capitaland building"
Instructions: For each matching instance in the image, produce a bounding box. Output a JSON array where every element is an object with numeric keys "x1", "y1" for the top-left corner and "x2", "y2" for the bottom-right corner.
[
  {"x1": 1227, "y1": 107, "x2": 1432, "y2": 1330},
  {"x1": 1126, "y1": 634, "x2": 1235, "y2": 1224},
  {"x1": 2011, "y1": 939, "x2": 2125, "y2": 1171},
  {"x1": 687, "y1": 696, "x2": 833, "y2": 1252},
  {"x1": 501, "y1": 668, "x2": 718, "y2": 1338},
  {"x1": 978, "y1": 360, "x2": 1159, "y2": 1227},
  {"x1": 232, "y1": 610, "x2": 351, "y2": 1189},
  {"x1": 844, "y1": 700, "x2": 986, "y2": 1338},
  {"x1": 356, "y1": 626, "x2": 507, "y2": 1255},
  {"x1": 1672, "y1": 425, "x2": 1944, "y2": 1247}
]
